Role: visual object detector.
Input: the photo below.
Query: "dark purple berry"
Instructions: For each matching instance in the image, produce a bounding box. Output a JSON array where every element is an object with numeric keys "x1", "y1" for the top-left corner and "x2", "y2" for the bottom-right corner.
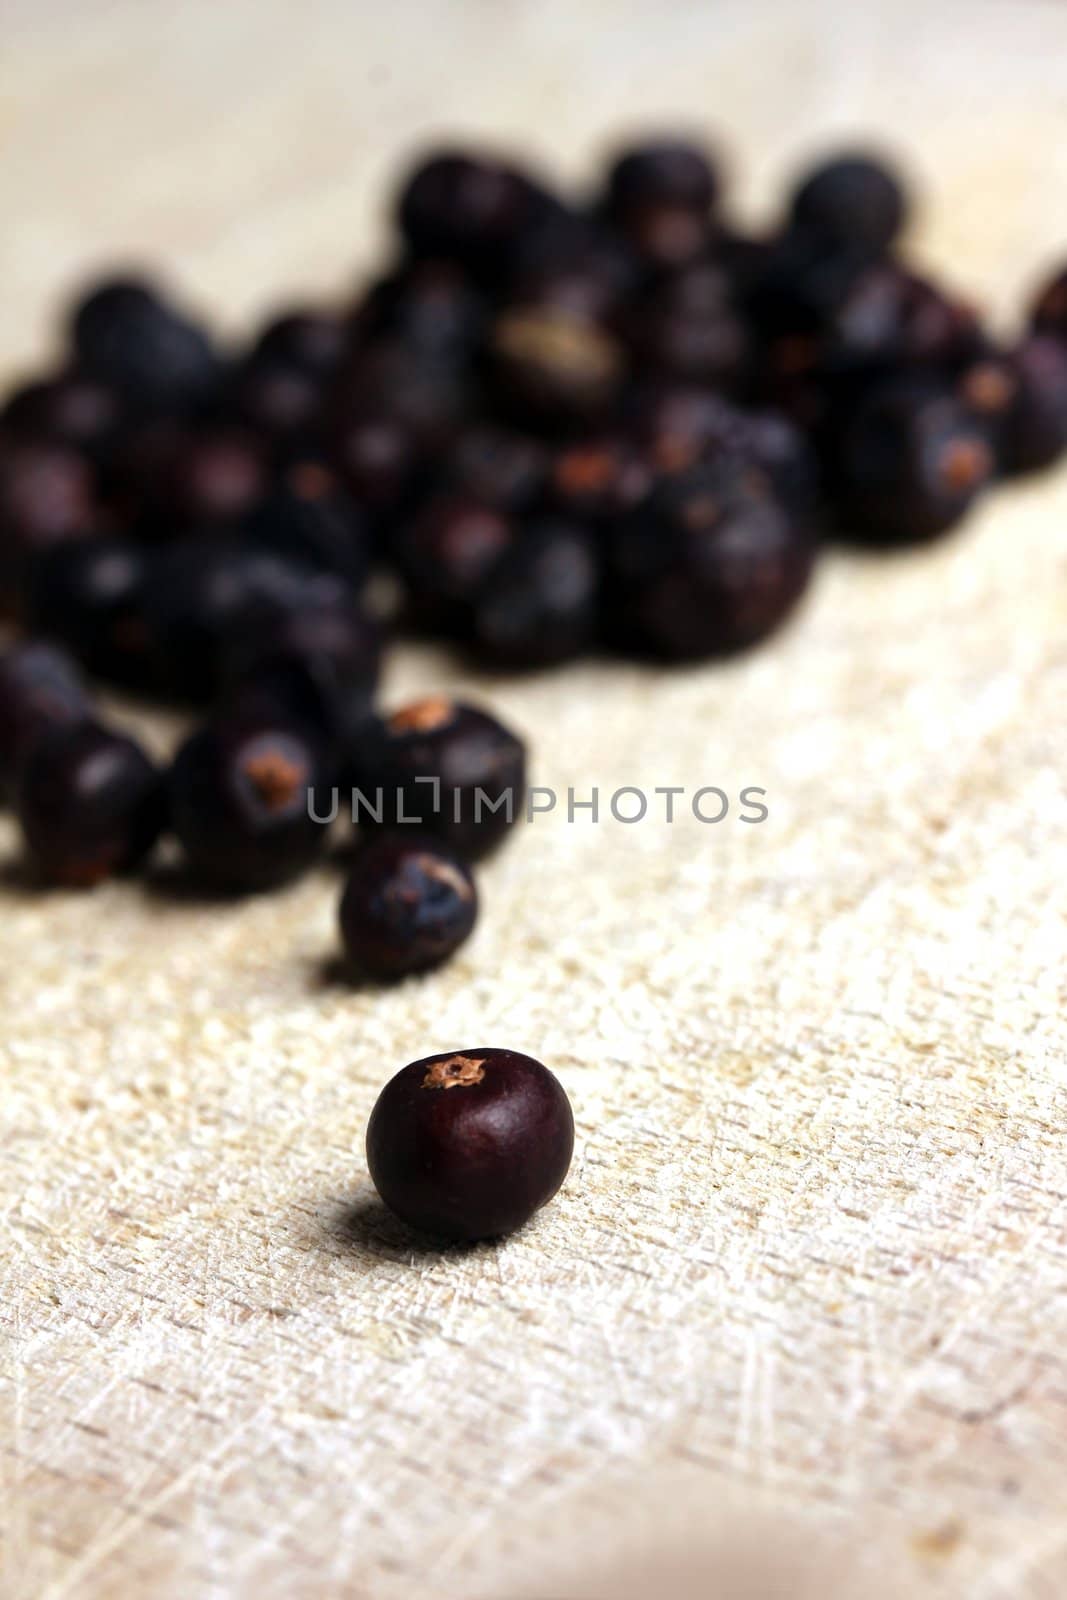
[
  {"x1": 603, "y1": 139, "x2": 719, "y2": 271},
  {"x1": 396, "y1": 151, "x2": 544, "y2": 277},
  {"x1": 226, "y1": 360, "x2": 323, "y2": 461},
  {"x1": 605, "y1": 138, "x2": 719, "y2": 214},
  {"x1": 470, "y1": 519, "x2": 599, "y2": 667},
  {"x1": 394, "y1": 494, "x2": 517, "y2": 634},
  {"x1": 223, "y1": 599, "x2": 382, "y2": 752},
  {"x1": 999, "y1": 335, "x2": 1067, "y2": 475},
  {"x1": 0, "y1": 641, "x2": 91, "y2": 793},
  {"x1": 141, "y1": 542, "x2": 352, "y2": 700},
  {"x1": 69, "y1": 276, "x2": 220, "y2": 411},
  {"x1": 16, "y1": 719, "x2": 164, "y2": 886},
  {"x1": 789, "y1": 152, "x2": 908, "y2": 258},
  {"x1": 252, "y1": 309, "x2": 348, "y2": 379},
  {"x1": 330, "y1": 415, "x2": 426, "y2": 526},
  {"x1": 606, "y1": 460, "x2": 815, "y2": 658},
  {"x1": 830, "y1": 379, "x2": 994, "y2": 543},
  {"x1": 348, "y1": 698, "x2": 526, "y2": 862},
  {"x1": 2, "y1": 370, "x2": 125, "y2": 464},
  {"x1": 339, "y1": 834, "x2": 477, "y2": 981},
  {"x1": 147, "y1": 427, "x2": 269, "y2": 536},
  {"x1": 366, "y1": 1047, "x2": 574, "y2": 1240},
  {"x1": 0, "y1": 442, "x2": 98, "y2": 610},
  {"x1": 27, "y1": 537, "x2": 150, "y2": 684},
  {"x1": 242, "y1": 462, "x2": 372, "y2": 587},
  {"x1": 169, "y1": 711, "x2": 330, "y2": 891}
]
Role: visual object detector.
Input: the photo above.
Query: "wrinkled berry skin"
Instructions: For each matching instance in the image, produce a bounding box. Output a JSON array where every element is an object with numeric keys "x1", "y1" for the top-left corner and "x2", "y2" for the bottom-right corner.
[
  {"x1": 829, "y1": 379, "x2": 994, "y2": 542},
  {"x1": 70, "y1": 277, "x2": 220, "y2": 411},
  {"x1": 366, "y1": 1047, "x2": 574, "y2": 1240},
  {"x1": 606, "y1": 461, "x2": 816, "y2": 658},
  {"x1": 348, "y1": 698, "x2": 526, "y2": 861},
  {"x1": 789, "y1": 152, "x2": 907, "y2": 258},
  {"x1": 169, "y1": 712, "x2": 330, "y2": 891},
  {"x1": 0, "y1": 641, "x2": 91, "y2": 793},
  {"x1": 16, "y1": 719, "x2": 164, "y2": 886},
  {"x1": 339, "y1": 834, "x2": 477, "y2": 981}
]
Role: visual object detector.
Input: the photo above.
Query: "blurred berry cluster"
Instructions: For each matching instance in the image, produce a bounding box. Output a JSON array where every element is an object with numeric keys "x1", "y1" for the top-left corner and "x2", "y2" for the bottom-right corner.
[{"x1": 1, "y1": 136, "x2": 1065, "y2": 970}]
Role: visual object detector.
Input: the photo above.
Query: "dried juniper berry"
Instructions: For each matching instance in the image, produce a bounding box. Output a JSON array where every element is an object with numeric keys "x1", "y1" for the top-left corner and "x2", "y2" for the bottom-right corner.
[
  {"x1": 251, "y1": 309, "x2": 348, "y2": 379},
  {"x1": 69, "y1": 276, "x2": 220, "y2": 412},
  {"x1": 0, "y1": 442, "x2": 98, "y2": 610},
  {"x1": 347, "y1": 698, "x2": 526, "y2": 862},
  {"x1": 470, "y1": 518, "x2": 600, "y2": 667},
  {"x1": 241, "y1": 461, "x2": 372, "y2": 588},
  {"x1": 339, "y1": 834, "x2": 477, "y2": 981},
  {"x1": 829, "y1": 378, "x2": 994, "y2": 543},
  {"x1": 627, "y1": 389, "x2": 820, "y2": 521},
  {"x1": 141, "y1": 426, "x2": 270, "y2": 537},
  {"x1": 788, "y1": 151, "x2": 908, "y2": 259},
  {"x1": 222, "y1": 598, "x2": 383, "y2": 754},
  {"x1": 393, "y1": 494, "x2": 517, "y2": 635},
  {"x1": 820, "y1": 263, "x2": 981, "y2": 376},
  {"x1": 602, "y1": 137, "x2": 719, "y2": 270},
  {"x1": 329, "y1": 414, "x2": 426, "y2": 529},
  {"x1": 605, "y1": 459, "x2": 816, "y2": 658},
  {"x1": 0, "y1": 641, "x2": 91, "y2": 794},
  {"x1": 2, "y1": 370, "x2": 126, "y2": 465},
  {"x1": 226, "y1": 359, "x2": 324, "y2": 462},
  {"x1": 396, "y1": 150, "x2": 547, "y2": 278},
  {"x1": 366, "y1": 1047, "x2": 574, "y2": 1240},
  {"x1": 999, "y1": 335, "x2": 1067, "y2": 475},
  {"x1": 141, "y1": 541, "x2": 353, "y2": 701},
  {"x1": 169, "y1": 710, "x2": 330, "y2": 891},
  {"x1": 27, "y1": 537, "x2": 150, "y2": 684},
  {"x1": 16, "y1": 719, "x2": 164, "y2": 887}
]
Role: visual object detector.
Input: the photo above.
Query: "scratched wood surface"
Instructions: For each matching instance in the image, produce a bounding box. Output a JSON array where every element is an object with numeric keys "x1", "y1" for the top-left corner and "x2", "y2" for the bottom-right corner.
[{"x1": 2, "y1": 1, "x2": 1067, "y2": 1595}]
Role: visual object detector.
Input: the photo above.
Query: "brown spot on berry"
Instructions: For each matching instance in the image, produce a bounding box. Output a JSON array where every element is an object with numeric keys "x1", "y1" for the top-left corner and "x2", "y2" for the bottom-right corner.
[
  {"x1": 938, "y1": 437, "x2": 992, "y2": 493},
  {"x1": 244, "y1": 749, "x2": 305, "y2": 811},
  {"x1": 422, "y1": 1053, "x2": 486, "y2": 1090},
  {"x1": 389, "y1": 696, "x2": 456, "y2": 735}
]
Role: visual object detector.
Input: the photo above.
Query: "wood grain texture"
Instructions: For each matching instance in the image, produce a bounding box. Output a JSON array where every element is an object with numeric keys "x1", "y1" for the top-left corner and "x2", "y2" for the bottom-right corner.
[{"x1": 2, "y1": 1, "x2": 1067, "y2": 1595}]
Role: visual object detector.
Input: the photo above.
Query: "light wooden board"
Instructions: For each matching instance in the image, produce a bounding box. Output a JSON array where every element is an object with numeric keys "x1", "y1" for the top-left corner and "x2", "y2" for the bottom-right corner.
[{"x1": 2, "y1": 1, "x2": 1067, "y2": 1595}]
